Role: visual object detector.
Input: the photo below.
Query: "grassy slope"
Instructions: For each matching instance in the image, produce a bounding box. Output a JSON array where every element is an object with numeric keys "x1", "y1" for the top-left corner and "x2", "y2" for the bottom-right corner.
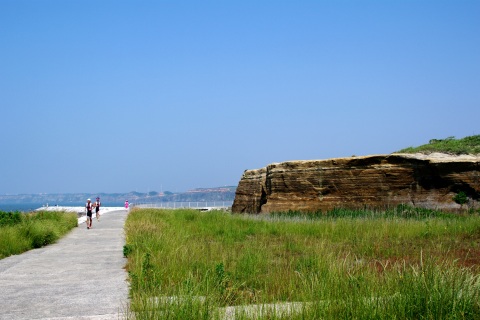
[
  {"x1": 0, "y1": 211, "x2": 78, "y2": 259},
  {"x1": 396, "y1": 135, "x2": 480, "y2": 155}
]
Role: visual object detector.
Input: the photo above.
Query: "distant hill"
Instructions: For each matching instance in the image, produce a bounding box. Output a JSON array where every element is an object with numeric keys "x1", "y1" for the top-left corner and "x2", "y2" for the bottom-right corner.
[
  {"x1": 396, "y1": 135, "x2": 480, "y2": 155},
  {"x1": 0, "y1": 186, "x2": 237, "y2": 206},
  {"x1": 141, "y1": 186, "x2": 236, "y2": 203}
]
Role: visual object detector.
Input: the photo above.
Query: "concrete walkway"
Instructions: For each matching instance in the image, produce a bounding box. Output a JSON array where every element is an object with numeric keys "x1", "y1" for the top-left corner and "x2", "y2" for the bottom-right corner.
[{"x1": 0, "y1": 210, "x2": 129, "y2": 320}]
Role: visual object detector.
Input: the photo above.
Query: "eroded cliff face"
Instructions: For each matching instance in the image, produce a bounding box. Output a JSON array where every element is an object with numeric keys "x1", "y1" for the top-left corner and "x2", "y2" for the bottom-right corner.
[{"x1": 232, "y1": 153, "x2": 480, "y2": 213}]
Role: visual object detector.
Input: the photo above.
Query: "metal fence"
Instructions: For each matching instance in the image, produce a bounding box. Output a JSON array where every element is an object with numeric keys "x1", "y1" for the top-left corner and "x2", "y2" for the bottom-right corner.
[{"x1": 133, "y1": 201, "x2": 233, "y2": 211}]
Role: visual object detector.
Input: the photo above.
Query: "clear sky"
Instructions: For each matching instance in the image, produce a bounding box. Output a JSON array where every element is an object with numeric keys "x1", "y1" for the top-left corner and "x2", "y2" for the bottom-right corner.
[{"x1": 1, "y1": 0, "x2": 479, "y2": 194}]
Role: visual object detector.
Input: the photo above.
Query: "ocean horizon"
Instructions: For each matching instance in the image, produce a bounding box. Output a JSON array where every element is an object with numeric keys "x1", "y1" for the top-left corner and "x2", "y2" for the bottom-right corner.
[
  {"x1": 0, "y1": 202, "x2": 127, "y2": 213},
  {"x1": 0, "y1": 200, "x2": 233, "y2": 212}
]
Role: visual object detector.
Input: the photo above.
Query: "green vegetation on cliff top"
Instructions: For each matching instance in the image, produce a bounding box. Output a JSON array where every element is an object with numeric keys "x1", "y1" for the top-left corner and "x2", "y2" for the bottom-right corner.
[{"x1": 396, "y1": 135, "x2": 480, "y2": 155}]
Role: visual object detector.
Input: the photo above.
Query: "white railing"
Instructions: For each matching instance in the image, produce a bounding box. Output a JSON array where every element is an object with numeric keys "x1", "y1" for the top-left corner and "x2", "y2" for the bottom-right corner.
[{"x1": 133, "y1": 201, "x2": 233, "y2": 211}]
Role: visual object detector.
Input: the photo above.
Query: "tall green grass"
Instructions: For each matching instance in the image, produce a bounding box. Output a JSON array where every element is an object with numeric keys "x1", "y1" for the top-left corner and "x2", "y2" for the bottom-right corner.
[
  {"x1": 124, "y1": 208, "x2": 480, "y2": 319},
  {"x1": 0, "y1": 210, "x2": 78, "y2": 259}
]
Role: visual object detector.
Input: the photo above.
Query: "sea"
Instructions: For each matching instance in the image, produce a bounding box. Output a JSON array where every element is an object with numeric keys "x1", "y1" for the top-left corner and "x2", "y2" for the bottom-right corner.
[
  {"x1": 0, "y1": 202, "x2": 126, "y2": 213},
  {"x1": 1, "y1": 201, "x2": 234, "y2": 213}
]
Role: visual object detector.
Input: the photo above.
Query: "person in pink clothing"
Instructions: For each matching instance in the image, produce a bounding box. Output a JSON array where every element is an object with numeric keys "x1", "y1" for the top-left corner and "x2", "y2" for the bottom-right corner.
[{"x1": 125, "y1": 200, "x2": 129, "y2": 210}]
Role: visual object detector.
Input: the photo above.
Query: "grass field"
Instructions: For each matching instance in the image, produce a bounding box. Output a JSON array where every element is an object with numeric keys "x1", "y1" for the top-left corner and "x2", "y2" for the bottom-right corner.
[
  {"x1": 0, "y1": 210, "x2": 78, "y2": 259},
  {"x1": 124, "y1": 207, "x2": 480, "y2": 319}
]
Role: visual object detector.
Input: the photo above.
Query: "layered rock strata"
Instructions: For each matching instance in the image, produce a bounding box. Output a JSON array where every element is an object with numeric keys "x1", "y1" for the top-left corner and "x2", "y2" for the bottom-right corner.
[{"x1": 232, "y1": 153, "x2": 480, "y2": 213}]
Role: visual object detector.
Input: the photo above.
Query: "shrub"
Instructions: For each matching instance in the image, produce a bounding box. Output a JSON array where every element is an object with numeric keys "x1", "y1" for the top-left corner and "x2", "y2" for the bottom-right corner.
[
  {"x1": 0, "y1": 211, "x2": 77, "y2": 259},
  {"x1": 0, "y1": 211, "x2": 23, "y2": 227},
  {"x1": 123, "y1": 244, "x2": 133, "y2": 257},
  {"x1": 397, "y1": 135, "x2": 480, "y2": 155},
  {"x1": 453, "y1": 191, "x2": 468, "y2": 207}
]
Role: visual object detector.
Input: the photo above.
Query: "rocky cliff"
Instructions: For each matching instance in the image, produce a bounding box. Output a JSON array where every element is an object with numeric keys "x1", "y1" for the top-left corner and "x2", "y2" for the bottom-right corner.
[{"x1": 232, "y1": 153, "x2": 480, "y2": 213}]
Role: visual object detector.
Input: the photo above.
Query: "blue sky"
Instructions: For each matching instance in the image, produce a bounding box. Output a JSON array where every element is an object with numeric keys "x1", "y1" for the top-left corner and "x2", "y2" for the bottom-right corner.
[{"x1": 1, "y1": 0, "x2": 479, "y2": 194}]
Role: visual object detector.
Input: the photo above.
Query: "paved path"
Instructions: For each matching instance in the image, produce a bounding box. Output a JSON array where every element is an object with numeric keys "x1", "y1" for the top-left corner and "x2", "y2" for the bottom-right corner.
[{"x1": 0, "y1": 210, "x2": 129, "y2": 320}]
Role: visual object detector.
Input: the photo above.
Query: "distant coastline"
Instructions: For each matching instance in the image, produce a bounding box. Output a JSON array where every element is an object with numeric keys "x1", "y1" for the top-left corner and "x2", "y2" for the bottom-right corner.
[
  {"x1": 0, "y1": 187, "x2": 236, "y2": 212},
  {"x1": 0, "y1": 202, "x2": 127, "y2": 213}
]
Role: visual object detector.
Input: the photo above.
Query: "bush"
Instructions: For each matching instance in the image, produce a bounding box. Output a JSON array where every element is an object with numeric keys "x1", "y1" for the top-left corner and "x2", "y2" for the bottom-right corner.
[
  {"x1": 397, "y1": 135, "x2": 480, "y2": 155},
  {"x1": 22, "y1": 221, "x2": 59, "y2": 248},
  {"x1": 0, "y1": 211, "x2": 77, "y2": 259},
  {"x1": 0, "y1": 211, "x2": 23, "y2": 227},
  {"x1": 453, "y1": 191, "x2": 468, "y2": 207},
  {"x1": 123, "y1": 244, "x2": 133, "y2": 257}
]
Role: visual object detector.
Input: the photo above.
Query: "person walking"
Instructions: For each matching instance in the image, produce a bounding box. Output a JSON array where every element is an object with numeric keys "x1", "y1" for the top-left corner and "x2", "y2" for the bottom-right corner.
[
  {"x1": 95, "y1": 197, "x2": 101, "y2": 221},
  {"x1": 125, "y1": 200, "x2": 129, "y2": 210},
  {"x1": 85, "y1": 198, "x2": 93, "y2": 229}
]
